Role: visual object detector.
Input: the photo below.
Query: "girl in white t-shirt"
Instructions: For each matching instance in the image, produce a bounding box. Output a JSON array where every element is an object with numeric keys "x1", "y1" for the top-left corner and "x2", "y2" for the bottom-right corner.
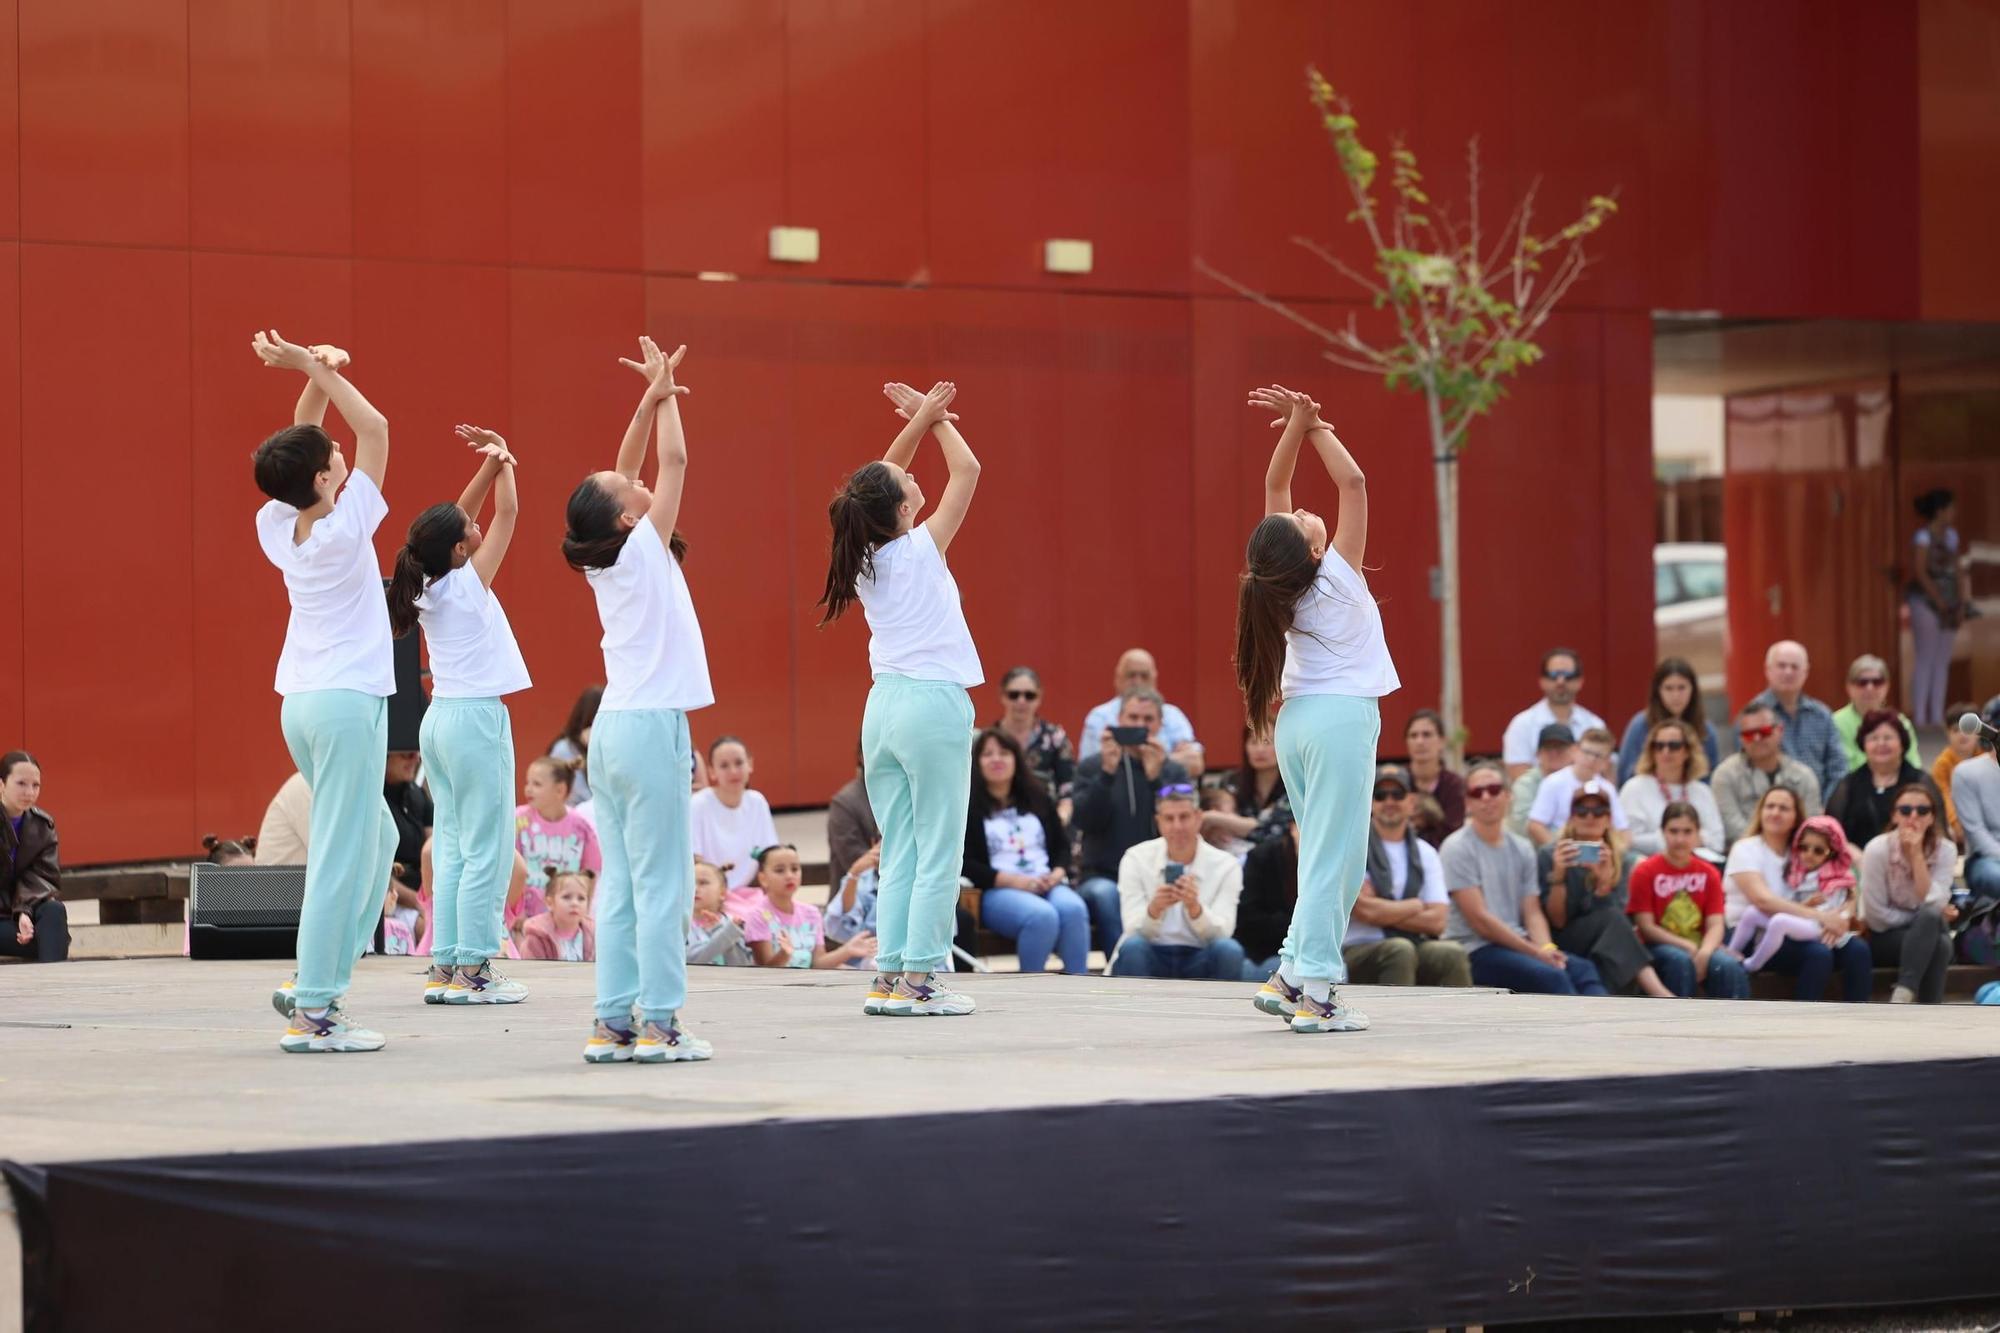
[
  {"x1": 816, "y1": 380, "x2": 982, "y2": 1018},
  {"x1": 560, "y1": 337, "x2": 715, "y2": 1066},
  {"x1": 689, "y1": 735, "x2": 780, "y2": 889},
  {"x1": 250, "y1": 332, "x2": 403, "y2": 1055},
  {"x1": 1238, "y1": 386, "x2": 1400, "y2": 1035},
  {"x1": 386, "y1": 427, "x2": 533, "y2": 1008}
]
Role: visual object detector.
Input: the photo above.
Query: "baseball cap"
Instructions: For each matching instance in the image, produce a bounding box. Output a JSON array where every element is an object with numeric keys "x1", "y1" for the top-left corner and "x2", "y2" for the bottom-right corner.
[
  {"x1": 1373, "y1": 763, "x2": 1412, "y2": 793},
  {"x1": 1536, "y1": 723, "x2": 1576, "y2": 750}
]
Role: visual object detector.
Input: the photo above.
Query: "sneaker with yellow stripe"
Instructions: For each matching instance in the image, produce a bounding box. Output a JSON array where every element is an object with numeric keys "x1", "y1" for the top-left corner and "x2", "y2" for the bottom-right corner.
[
  {"x1": 271, "y1": 975, "x2": 297, "y2": 1018},
  {"x1": 634, "y1": 1016, "x2": 713, "y2": 1064},
  {"x1": 583, "y1": 1018, "x2": 637, "y2": 1064},
  {"x1": 1290, "y1": 991, "x2": 1370, "y2": 1034},
  {"x1": 1253, "y1": 972, "x2": 1304, "y2": 1019},
  {"x1": 862, "y1": 974, "x2": 896, "y2": 1016},
  {"x1": 423, "y1": 964, "x2": 453, "y2": 1005}
]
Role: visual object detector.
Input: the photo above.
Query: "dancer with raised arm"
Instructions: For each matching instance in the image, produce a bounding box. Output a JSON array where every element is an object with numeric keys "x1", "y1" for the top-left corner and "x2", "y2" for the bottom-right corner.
[
  {"x1": 817, "y1": 381, "x2": 983, "y2": 1017},
  {"x1": 249, "y1": 333, "x2": 402, "y2": 1053},
  {"x1": 1237, "y1": 386, "x2": 1401, "y2": 1033},
  {"x1": 561, "y1": 337, "x2": 714, "y2": 1064}
]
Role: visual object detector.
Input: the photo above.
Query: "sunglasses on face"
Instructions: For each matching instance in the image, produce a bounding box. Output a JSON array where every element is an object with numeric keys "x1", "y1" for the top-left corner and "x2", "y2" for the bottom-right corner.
[
  {"x1": 1004, "y1": 689, "x2": 1039, "y2": 702},
  {"x1": 1739, "y1": 725, "x2": 1778, "y2": 742},
  {"x1": 1156, "y1": 783, "x2": 1196, "y2": 798},
  {"x1": 1544, "y1": 670, "x2": 1580, "y2": 682},
  {"x1": 1852, "y1": 677, "x2": 1886, "y2": 688},
  {"x1": 1896, "y1": 804, "x2": 1933, "y2": 818},
  {"x1": 1651, "y1": 739, "x2": 1687, "y2": 752},
  {"x1": 1465, "y1": 783, "x2": 1507, "y2": 800},
  {"x1": 1372, "y1": 786, "x2": 1408, "y2": 802},
  {"x1": 1572, "y1": 804, "x2": 1610, "y2": 818}
]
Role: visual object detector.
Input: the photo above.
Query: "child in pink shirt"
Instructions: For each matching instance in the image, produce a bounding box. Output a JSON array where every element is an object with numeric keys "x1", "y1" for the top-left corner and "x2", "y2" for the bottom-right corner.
[
  {"x1": 513, "y1": 756, "x2": 601, "y2": 936},
  {"x1": 739, "y1": 844, "x2": 874, "y2": 969},
  {"x1": 521, "y1": 868, "x2": 597, "y2": 962}
]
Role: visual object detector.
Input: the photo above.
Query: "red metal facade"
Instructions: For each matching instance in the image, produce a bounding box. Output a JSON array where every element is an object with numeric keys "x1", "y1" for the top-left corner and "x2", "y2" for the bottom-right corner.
[{"x1": 2, "y1": 0, "x2": 1996, "y2": 861}]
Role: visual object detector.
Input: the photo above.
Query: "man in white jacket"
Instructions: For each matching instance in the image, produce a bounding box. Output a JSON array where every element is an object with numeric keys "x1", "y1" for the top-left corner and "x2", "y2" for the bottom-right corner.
[{"x1": 1108, "y1": 784, "x2": 1246, "y2": 981}]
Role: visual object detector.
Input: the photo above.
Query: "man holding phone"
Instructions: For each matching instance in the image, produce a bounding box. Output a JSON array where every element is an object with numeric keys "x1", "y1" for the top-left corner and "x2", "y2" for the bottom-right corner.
[
  {"x1": 1107, "y1": 784, "x2": 1246, "y2": 982},
  {"x1": 1072, "y1": 690, "x2": 1192, "y2": 959}
]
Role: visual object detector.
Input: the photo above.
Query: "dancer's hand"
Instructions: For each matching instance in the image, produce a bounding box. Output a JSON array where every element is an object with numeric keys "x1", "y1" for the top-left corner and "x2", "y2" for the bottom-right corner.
[
  {"x1": 886, "y1": 380, "x2": 958, "y2": 426},
  {"x1": 455, "y1": 424, "x2": 515, "y2": 467},
  {"x1": 310, "y1": 344, "x2": 351, "y2": 371},
  {"x1": 1247, "y1": 384, "x2": 1329, "y2": 432},
  {"x1": 251, "y1": 329, "x2": 319, "y2": 373},
  {"x1": 619, "y1": 336, "x2": 690, "y2": 399}
]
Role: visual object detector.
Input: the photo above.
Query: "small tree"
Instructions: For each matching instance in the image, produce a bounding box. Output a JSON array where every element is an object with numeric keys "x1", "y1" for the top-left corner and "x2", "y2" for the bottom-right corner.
[{"x1": 1200, "y1": 67, "x2": 1617, "y2": 757}]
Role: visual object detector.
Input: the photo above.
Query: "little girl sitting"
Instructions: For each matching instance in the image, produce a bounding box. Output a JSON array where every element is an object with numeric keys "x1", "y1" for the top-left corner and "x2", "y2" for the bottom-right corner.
[
  {"x1": 688, "y1": 857, "x2": 752, "y2": 966},
  {"x1": 1726, "y1": 815, "x2": 1857, "y2": 970},
  {"x1": 740, "y1": 844, "x2": 874, "y2": 969},
  {"x1": 513, "y1": 757, "x2": 602, "y2": 939},
  {"x1": 520, "y1": 867, "x2": 597, "y2": 962}
]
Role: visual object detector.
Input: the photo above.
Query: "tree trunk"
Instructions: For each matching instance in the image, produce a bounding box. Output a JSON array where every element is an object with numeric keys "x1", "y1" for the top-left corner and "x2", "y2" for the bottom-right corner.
[{"x1": 1427, "y1": 393, "x2": 1465, "y2": 768}]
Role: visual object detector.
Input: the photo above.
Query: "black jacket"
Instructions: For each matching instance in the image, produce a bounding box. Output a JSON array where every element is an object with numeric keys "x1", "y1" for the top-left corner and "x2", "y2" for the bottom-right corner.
[
  {"x1": 963, "y1": 797, "x2": 1070, "y2": 890},
  {"x1": 1825, "y1": 762, "x2": 1942, "y2": 852},
  {"x1": 1235, "y1": 834, "x2": 1297, "y2": 962},
  {"x1": 1, "y1": 806, "x2": 61, "y2": 914},
  {"x1": 1071, "y1": 755, "x2": 1190, "y2": 880}
]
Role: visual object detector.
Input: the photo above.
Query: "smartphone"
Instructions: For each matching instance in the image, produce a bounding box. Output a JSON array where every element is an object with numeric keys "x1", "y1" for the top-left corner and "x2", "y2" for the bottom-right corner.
[
  {"x1": 1164, "y1": 863, "x2": 1185, "y2": 885},
  {"x1": 1110, "y1": 725, "x2": 1149, "y2": 746},
  {"x1": 1575, "y1": 841, "x2": 1603, "y2": 865}
]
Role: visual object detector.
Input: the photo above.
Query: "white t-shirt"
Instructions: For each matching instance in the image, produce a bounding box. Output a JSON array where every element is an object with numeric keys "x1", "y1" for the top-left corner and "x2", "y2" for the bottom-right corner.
[
  {"x1": 1722, "y1": 835, "x2": 1791, "y2": 927},
  {"x1": 586, "y1": 520, "x2": 714, "y2": 713},
  {"x1": 1527, "y1": 769, "x2": 1630, "y2": 832},
  {"x1": 413, "y1": 564, "x2": 531, "y2": 698},
  {"x1": 1501, "y1": 699, "x2": 1608, "y2": 767},
  {"x1": 1346, "y1": 833, "x2": 1446, "y2": 945},
  {"x1": 857, "y1": 524, "x2": 982, "y2": 687},
  {"x1": 254, "y1": 471, "x2": 396, "y2": 697},
  {"x1": 690, "y1": 787, "x2": 780, "y2": 889},
  {"x1": 983, "y1": 808, "x2": 1052, "y2": 878},
  {"x1": 1281, "y1": 552, "x2": 1400, "y2": 700}
]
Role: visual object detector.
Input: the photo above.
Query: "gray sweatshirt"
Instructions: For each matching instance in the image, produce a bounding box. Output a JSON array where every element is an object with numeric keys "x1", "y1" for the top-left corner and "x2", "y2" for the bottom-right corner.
[{"x1": 1951, "y1": 754, "x2": 2000, "y2": 860}]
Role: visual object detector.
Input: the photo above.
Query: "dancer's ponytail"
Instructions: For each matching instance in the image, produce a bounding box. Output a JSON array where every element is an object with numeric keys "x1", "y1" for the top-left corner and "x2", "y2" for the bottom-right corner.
[
  {"x1": 816, "y1": 462, "x2": 903, "y2": 625},
  {"x1": 1233, "y1": 514, "x2": 1320, "y2": 736},
  {"x1": 386, "y1": 503, "x2": 469, "y2": 637}
]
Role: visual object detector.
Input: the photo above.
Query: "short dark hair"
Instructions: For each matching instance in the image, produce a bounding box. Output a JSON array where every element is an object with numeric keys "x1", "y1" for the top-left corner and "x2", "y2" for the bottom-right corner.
[
  {"x1": 1856, "y1": 708, "x2": 1907, "y2": 753},
  {"x1": 1541, "y1": 646, "x2": 1583, "y2": 675},
  {"x1": 252, "y1": 424, "x2": 334, "y2": 508},
  {"x1": 1915, "y1": 488, "x2": 1954, "y2": 521}
]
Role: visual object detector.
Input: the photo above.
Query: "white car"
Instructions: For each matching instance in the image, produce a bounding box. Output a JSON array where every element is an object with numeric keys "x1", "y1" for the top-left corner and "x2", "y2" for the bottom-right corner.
[{"x1": 1655, "y1": 543, "x2": 1727, "y2": 695}]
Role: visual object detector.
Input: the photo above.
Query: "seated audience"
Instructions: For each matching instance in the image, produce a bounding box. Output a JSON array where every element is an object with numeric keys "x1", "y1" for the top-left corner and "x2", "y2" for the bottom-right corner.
[
  {"x1": 1072, "y1": 689, "x2": 1190, "y2": 957},
  {"x1": 824, "y1": 840, "x2": 880, "y2": 952},
  {"x1": 1235, "y1": 822, "x2": 1298, "y2": 977},
  {"x1": 1440, "y1": 763, "x2": 1607, "y2": 995},
  {"x1": 1109, "y1": 784, "x2": 1246, "y2": 981},
  {"x1": 1077, "y1": 648, "x2": 1204, "y2": 776},
  {"x1": 520, "y1": 868, "x2": 597, "y2": 962},
  {"x1": 1832, "y1": 654, "x2": 1921, "y2": 774},
  {"x1": 1345, "y1": 764, "x2": 1470, "y2": 986},
  {"x1": 1615, "y1": 657, "x2": 1721, "y2": 785},
  {"x1": 1198, "y1": 785, "x2": 1254, "y2": 859},
  {"x1": 826, "y1": 742, "x2": 880, "y2": 889},
  {"x1": 1861, "y1": 784, "x2": 1959, "y2": 1004},
  {"x1": 963, "y1": 728, "x2": 1087, "y2": 974},
  {"x1": 384, "y1": 749, "x2": 432, "y2": 909},
  {"x1": 256, "y1": 769, "x2": 312, "y2": 865},
  {"x1": 1711, "y1": 703, "x2": 1824, "y2": 846},
  {"x1": 1748, "y1": 639, "x2": 1849, "y2": 801},
  {"x1": 688, "y1": 858, "x2": 752, "y2": 966},
  {"x1": 1725, "y1": 816, "x2": 1856, "y2": 974},
  {"x1": 514, "y1": 756, "x2": 601, "y2": 932},
  {"x1": 1526, "y1": 729, "x2": 1628, "y2": 845},
  {"x1": 741, "y1": 844, "x2": 874, "y2": 969},
  {"x1": 1, "y1": 751, "x2": 68, "y2": 963},
  {"x1": 202, "y1": 834, "x2": 258, "y2": 865},
  {"x1": 1627, "y1": 803, "x2": 1748, "y2": 998},
  {"x1": 1201, "y1": 727, "x2": 1290, "y2": 851},
  {"x1": 1508, "y1": 724, "x2": 1574, "y2": 837},
  {"x1": 548, "y1": 683, "x2": 601, "y2": 805},
  {"x1": 1953, "y1": 706, "x2": 2000, "y2": 902},
  {"x1": 1501, "y1": 647, "x2": 1607, "y2": 781},
  {"x1": 1935, "y1": 699, "x2": 1981, "y2": 845},
  {"x1": 1621, "y1": 718, "x2": 1725, "y2": 855},
  {"x1": 1536, "y1": 785, "x2": 1677, "y2": 997},
  {"x1": 1824, "y1": 708, "x2": 1944, "y2": 852},
  {"x1": 992, "y1": 666, "x2": 1077, "y2": 820},
  {"x1": 690, "y1": 735, "x2": 780, "y2": 889},
  {"x1": 1722, "y1": 786, "x2": 1870, "y2": 1002},
  {"x1": 1403, "y1": 709, "x2": 1465, "y2": 848}
]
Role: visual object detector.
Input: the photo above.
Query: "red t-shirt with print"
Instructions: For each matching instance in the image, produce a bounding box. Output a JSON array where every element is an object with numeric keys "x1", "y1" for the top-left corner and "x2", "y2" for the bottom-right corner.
[{"x1": 1627, "y1": 854, "x2": 1725, "y2": 944}]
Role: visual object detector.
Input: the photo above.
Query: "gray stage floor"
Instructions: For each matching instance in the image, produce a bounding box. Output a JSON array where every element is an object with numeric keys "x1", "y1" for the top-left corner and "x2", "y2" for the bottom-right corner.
[{"x1": 3, "y1": 958, "x2": 1994, "y2": 1165}]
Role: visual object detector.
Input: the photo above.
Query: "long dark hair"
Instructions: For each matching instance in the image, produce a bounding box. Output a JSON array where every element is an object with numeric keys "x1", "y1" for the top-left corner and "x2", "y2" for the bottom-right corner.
[
  {"x1": 817, "y1": 462, "x2": 903, "y2": 624},
  {"x1": 0, "y1": 750, "x2": 37, "y2": 784},
  {"x1": 1233, "y1": 723, "x2": 1284, "y2": 814},
  {"x1": 1889, "y1": 781, "x2": 1943, "y2": 860},
  {"x1": 1234, "y1": 514, "x2": 1317, "y2": 734},
  {"x1": 969, "y1": 727, "x2": 1053, "y2": 821},
  {"x1": 385, "y1": 503, "x2": 469, "y2": 637},
  {"x1": 561, "y1": 475, "x2": 687, "y2": 573},
  {"x1": 1644, "y1": 657, "x2": 1706, "y2": 731},
  {"x1": 554, "y1": 686, "x2": 602, "y2": 752}
]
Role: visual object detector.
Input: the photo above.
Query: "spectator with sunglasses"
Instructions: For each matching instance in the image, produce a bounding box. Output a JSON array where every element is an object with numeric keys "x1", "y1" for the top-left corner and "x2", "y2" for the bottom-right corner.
[
  {"x1": 1861, "y1": 784, "x2": 1959, "y2": 1003},
  {"x1": 1501, "y1": 648, "x2": 1606, "y2": 782},
  {"x1": 1346, "y1": 765, "x2": 1471, "y2": 986},
  {"x1": 1831, "y1": 655, "x2": 1921, "y2": 774},
  {"x1": 1621, "y1": 718, "x2": 1725, "y2": 856},
  {"x1": 1440, "y1": 762, "x2": 1608, "y2": 995},
  {"x1": 1825, "y1": 708, "x2": 1943, "y2": 853},
  {"x1": 1748, "y1": 640, "x2": 1850, "y2": 800},
  {"x1": 1526, "y1": 727, "x2": 1628, "y2": 846},
  {"x1": 991, "y1": 666, "x2": 1076, "y2": 822},
  {"x1": 1536, "y1": 784, "x2": 1678, "y2": 997},
  {"x1": 1711, "y1": 703, "x2": 1824, "y2": 847}
]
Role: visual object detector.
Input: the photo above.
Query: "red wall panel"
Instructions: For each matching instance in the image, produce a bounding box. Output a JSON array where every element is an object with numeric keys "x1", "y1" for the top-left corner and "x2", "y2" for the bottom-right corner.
[
  {"x1": 0, "y1": 0, "x2": 19, "y2": 239},
  {"x1": 18, "y1": 0, "x2": 189, "y2": 247},
  {"x1": 190, "y1": 0, "x2": 353, "y2": 255},
  {"x1": 351, "y1": 0, "x2": 508, "y2": 265},
  {"x1": 0, "y1": 244, "x2": 20, "y2": 748},
  {"x1": 507, "y1": 0, "x2": 642, "y2": 272},
  {"x1": 1919, "y1": 0, "x2": 2000, "y2": 321},
  {"x1": 21, "y1": 245, "x2": 194, "y2": 859}
]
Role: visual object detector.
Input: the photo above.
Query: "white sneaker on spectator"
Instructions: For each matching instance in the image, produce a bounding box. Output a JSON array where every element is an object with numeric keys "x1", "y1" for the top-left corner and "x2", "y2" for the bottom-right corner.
[{"x1": 884, "y1": 973, "x2": 976, "y2": 1016}]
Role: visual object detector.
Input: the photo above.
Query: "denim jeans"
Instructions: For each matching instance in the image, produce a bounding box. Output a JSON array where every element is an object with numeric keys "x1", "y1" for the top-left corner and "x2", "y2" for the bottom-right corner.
[
  {"x1": 1760, "y1": 934, "x2": 1873, "y2": 1002},
  {"x1": 1648, "y1": 943, "x2": 1750, "y2": 999},
  {"x1": 1467, "y1": 945, "x2": 1608, "y2": 995},
  {"x1": 1110, "y1": 935, "x2": 1248, "y2": 981},
  {"x1": 1073, "y1": 876, "x2": 1126, "y2": 958},
  {"x1": 1966, "y1": 853, "x2": 2000, "y2": 903},
  {"x1": 978, "y1": 885, "x2": 1090, "y2": 974}
]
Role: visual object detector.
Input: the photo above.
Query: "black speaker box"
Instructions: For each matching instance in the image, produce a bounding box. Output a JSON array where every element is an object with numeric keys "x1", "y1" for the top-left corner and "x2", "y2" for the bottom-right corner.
[{"x1": 188, "y1": 863, "x2": 305, "y2": 960}]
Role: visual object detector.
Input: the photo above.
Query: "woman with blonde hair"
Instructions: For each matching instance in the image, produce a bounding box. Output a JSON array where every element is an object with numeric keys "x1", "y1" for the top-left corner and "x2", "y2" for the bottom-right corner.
[
  {"x1": 1621, "y1": 718, "x2": 1724, "y2": 855},
  {"x1": 1536, "y1": 779, "x2": 1677, "y2": 997}
]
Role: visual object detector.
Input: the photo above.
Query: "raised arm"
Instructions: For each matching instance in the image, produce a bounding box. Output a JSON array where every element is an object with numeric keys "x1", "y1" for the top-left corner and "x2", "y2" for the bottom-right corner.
[
  {"x1": 645, "y1": 361, "x2": 690, "y2": 545},
  {"x1": 455, "y1": 426, "x2": 518, "y2": 588},
  {"x1": 253, "y1": 330, "x2": 389, "y2": 488},
  {"x1": 611, "y1": 337, "x2": 687, "y2": 480},
  {"x1": 1308, "y1": 423, "x2": 1367, "y2": 573},
  {"x1": 292, "y1": 344, "x2": 350, "y2": 427},
  {"x1": 884, "y1": 381, "x2": 980, "y2": 554},
  {"x1": 1248, "y1": 385, "x2": 1313, "y2": 515},
  {"x1": 880, "y1": 381, "x2": 941, "y2": 469}
]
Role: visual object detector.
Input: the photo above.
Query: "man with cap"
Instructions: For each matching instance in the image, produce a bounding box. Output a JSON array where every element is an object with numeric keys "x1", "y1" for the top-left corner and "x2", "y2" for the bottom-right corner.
[
  {"x1": 1525, "y1": 727, "x2": 1627, "y2": 846},
  {"x1": 1343, "y1": 764, "x2": 1472, "y2": 986},
  {"x1": 1508, "y1": 723, "x2": 1576, "y2": 837},
  {"x1": 1500, "y1": 647, "x2": 1606, "y2": 781}
]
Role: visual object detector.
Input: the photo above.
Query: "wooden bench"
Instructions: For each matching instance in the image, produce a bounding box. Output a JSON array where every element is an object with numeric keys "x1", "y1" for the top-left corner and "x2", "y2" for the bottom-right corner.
[
  {"x1": 59, "y1": 865, "x2": 190, "y2": 925},
  {"x1": 1748, "y1": 962, "x2": 1999, "y2": 1002}
]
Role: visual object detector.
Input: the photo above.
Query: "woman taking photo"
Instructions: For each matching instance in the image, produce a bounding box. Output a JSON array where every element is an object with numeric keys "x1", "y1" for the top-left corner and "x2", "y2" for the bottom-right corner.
[
  {"x1": 1535, "y1": 780, "x2": 1676, "y2": 997},
  {"x1": 1, "y1": 751, "x2": 66, "y2": 963},
  {"x1": 962, "y1": 729, "x2": 1087, "y2": 974},
  {"x1": 1616, "y1": 658, "x2": 1719, "y2": 785}
]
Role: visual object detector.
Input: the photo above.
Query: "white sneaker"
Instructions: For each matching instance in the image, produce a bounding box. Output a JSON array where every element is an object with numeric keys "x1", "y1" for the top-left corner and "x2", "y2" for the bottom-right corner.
[
  {"x1": 1291, "y1": 991, "x2": 1370, "y2": 1034},
  {"x1": 884, "y1": 973, "x2": 976, "y2": 1016},
  {"x1": 633, "y1": 1016, "x2": 713, "y2": 1063},
  {"x1": 279, "y1": 1003, "x2": 387, "y2": 1053},
  {"x1": 442, "y1": 961, "x2": 528, "y2": 1005},
  {"x1": 583, "y1": 1019, "x2": 637, "y2": 1064},
  {"x1": 423, "y1": 964, "x2": 453, "y2": 1004},
  {"x1": 862, "y1": 974, "x2": 897, "y2": 1016},
  {"x1": 271, "y1": 975, "x2": 297, "y2": 1017}
]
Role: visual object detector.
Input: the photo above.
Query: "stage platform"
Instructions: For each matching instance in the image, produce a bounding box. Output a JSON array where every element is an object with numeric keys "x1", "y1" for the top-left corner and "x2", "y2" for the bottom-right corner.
[{"x1": 6, "y1": 959, "x2": 2000, "y2": 1331}]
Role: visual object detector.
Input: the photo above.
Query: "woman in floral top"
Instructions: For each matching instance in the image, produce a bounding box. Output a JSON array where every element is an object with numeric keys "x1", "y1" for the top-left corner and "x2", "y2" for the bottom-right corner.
[{"x1": 992, "y1": 665, "x2": 1077, "y2": 821}]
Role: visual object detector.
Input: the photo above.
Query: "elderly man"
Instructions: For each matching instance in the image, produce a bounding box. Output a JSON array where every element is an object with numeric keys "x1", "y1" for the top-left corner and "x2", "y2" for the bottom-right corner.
[
  {"x1": 1710, "y1": 702, "x2": 1824, "y2": 846},
  {"x1": 1501, "y1": 647, "x2": 1606, "y2": 781},
  {"x1": 1747, "y1": 640, "x2": 1849, "y2": 799},
  {"x1": 1078, "y1": 648, "x2": 1202, "y2": 776},
  {"x1": 1831, "y1": 654, "x2": 1921, "y2": 773}
]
